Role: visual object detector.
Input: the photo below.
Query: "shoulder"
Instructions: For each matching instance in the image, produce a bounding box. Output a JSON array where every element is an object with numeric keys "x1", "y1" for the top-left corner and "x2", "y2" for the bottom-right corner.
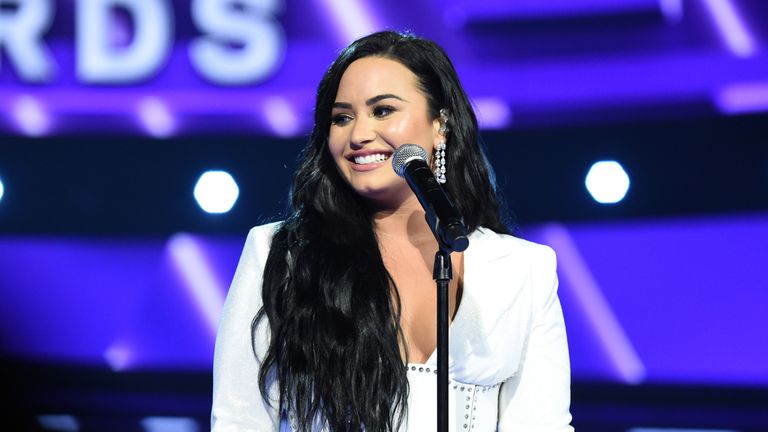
[
  {"x1": 244, "y1": 221, "x2": 282, "y2": 249},
  {"x1": 219, "y1": 222, "x2": 283, "y2": 328},
  {"x1": 467, "y1": 227, "x2": 559, "y2": 315},
  {"x1": 452, "y1": 228, "x2": 559, "y2": 383},
  {"x1": 469, "y1": 226, "x2": 556, "y2": 270},
  {"x1": 227, "y1": 221, "x2": 283, "y2": 299},
  {"x1": 465, "y1": 227, "x2": 558, "y2": 309},
  {"x1": 238, "y1": 221, "x2": 283, "y2": 263}
]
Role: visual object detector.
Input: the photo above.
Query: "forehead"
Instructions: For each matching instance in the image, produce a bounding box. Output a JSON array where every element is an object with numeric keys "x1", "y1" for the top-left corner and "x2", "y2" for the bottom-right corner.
[{"x1": 335, "y1": 57, "x2": 422, "y2": 101}]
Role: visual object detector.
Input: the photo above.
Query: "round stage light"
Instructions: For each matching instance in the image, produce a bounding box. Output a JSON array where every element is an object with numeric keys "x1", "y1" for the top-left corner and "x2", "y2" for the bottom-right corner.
[
  {"x1": 193, "y1": 171, "x2": 239, "y2": 214},
  {"x1": 585, "y1": 160, "x2": 630, "y2": 204},
  {"x1": 0, "y1": 176, "x2": 4, "y2": 203}
]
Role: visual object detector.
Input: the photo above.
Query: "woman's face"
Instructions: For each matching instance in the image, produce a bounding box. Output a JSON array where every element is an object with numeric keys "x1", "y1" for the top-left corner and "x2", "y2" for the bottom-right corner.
[{"x1": 328, "y1": 56, "x2": 443, "y2": 207}]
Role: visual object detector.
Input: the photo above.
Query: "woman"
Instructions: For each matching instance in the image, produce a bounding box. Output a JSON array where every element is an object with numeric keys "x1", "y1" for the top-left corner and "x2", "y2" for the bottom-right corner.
[{"x1": 212, "y1": 31, "x2": 573, "y2": 431}]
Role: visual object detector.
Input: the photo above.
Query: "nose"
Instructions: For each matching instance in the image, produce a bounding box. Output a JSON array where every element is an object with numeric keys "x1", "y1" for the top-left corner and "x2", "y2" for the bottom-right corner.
[{"x1": 349, "y1": 115, "x2": 376, "y2": 148}]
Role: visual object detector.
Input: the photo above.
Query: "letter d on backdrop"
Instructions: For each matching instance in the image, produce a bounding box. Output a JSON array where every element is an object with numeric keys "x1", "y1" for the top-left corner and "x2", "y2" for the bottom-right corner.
[{"x1": 77, "y1": 0, "x2": 173, "y2": 83}]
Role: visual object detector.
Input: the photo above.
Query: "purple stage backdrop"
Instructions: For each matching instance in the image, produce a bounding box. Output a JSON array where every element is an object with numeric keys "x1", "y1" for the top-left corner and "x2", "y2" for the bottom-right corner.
[
  {"x1": 1, "y1": 0, "x2": 768, "y2": 136},
  {"x1": 1, "y1": 212, "x2": 767, "y2": 387}
]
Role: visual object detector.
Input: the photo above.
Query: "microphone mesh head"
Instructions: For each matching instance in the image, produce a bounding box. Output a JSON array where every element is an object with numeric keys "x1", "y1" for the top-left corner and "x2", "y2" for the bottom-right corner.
[{"x1": 392, "y1": 144, "x2": 429, "y2": 177}]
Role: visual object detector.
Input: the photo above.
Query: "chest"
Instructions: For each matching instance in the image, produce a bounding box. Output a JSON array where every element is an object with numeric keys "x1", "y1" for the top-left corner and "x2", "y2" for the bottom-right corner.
[{"x1": 381, "y1": 245, "x2": 464, "y2": 364}]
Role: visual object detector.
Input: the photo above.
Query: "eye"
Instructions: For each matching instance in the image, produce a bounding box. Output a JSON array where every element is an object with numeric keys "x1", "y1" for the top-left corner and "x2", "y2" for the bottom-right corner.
[
  {"x1": 372, "y1": 105, "x2": 396, "y2": 118},
  {"x1": 331, "y1": 113, "x2": 352, "y2": 126}
]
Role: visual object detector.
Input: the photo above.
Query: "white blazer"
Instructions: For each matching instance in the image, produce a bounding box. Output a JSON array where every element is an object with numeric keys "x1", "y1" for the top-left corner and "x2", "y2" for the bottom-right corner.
[{"x1": 211, "y1": 222, "x2": 574, "y2": 431}]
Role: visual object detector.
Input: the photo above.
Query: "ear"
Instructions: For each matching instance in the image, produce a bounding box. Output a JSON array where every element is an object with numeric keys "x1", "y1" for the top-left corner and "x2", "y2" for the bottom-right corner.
[
  {"x1": 432, "y1": 117, "x2": 444, "y2": 149},
  {"x1": 432, "y1": 108, "x2": 449, "y2": 149}
]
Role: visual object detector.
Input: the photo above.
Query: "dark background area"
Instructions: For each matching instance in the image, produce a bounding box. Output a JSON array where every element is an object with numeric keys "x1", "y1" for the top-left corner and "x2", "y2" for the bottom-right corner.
[{"x1": 2, "y1": 113, "x2": 766, "y2": 235}]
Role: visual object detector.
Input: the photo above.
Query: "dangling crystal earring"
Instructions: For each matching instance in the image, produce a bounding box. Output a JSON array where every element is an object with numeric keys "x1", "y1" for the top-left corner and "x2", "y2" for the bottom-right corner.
[
  {"x1": 434, "y1": 139, "x2": 447, "y2": 184},
  {"x1": 434, "y1": 109, "x2": 449, "y2": 184}
]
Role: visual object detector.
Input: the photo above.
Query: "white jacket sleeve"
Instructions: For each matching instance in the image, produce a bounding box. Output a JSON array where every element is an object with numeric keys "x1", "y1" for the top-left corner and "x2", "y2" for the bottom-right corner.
[
  {"x1": 211, "y1": 224, "x2": 282, "y2": 431},
  {"x1": 498, "y1": 245, "x2": 574, "y2": 431}
]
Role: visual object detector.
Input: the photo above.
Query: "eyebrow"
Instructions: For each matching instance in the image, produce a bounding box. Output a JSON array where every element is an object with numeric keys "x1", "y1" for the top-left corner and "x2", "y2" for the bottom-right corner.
[{"x1": 332, "y1": 94, "x2": 406, "y2": 110}]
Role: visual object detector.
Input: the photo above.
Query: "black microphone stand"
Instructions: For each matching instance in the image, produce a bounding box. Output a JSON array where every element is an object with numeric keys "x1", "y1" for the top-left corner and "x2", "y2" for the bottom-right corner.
[
  {"x1": 429, "y1": 225, "x2": 467, "y2": 432},
  {"x1": 391, "y1": 145, "x2": 468, "y2": 432},
  {"x1": 433, "y1": 245, "x2": 452, "y2": 432}
]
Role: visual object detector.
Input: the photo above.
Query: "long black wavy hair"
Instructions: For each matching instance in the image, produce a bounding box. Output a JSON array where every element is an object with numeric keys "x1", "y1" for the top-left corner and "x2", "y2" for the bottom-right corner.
[{"x1": 254, "y1": 31, "x2": 510, "y2": 431}]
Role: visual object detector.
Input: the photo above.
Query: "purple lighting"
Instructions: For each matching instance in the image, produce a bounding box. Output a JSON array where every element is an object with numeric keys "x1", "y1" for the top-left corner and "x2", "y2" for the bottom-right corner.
[
  {"x1": 317, "y1": 0, "x2": 381, "y2": 45},
  {"x1": 628, "y1": 429, "x2": 740, "y2": 432},
  {"x1": 103, "y1": 341, "x2": 134, "y2": 372},
  {"x1": 2, "y1": 213, "x2": 767, "y2": 379},
  {"x1": 167, "y1": 233, "x2": 226, "y2": 339},
  {"x1": 137, "y1": 97, "x2": 176, "y2": 138},
  {"x1": 443, "y1": 0, "x2": 663, "y2": 21},
  {"x1": 442, "y1": 6, "x2": 468, "y2": 29},
  {"x1": 701, "y1": 0, "x2": 757, "y2": 57},
  {"x1": 11, "y1": 95, "x2": 51, "y2": 137},
  {"x1": 262, "y1": 96, "x2": 302, "y2": 137},
  {"x1": 539, "y1": 223, "x2": 646, "y2": 384},
  {"x1": 715, "y1": 81, "x2": 768, "y2": 114},
  {"x1": 473, "y1": 97, "x2": 512, "y2": 130},
  {"x1": 659, "y1": 0, "x2": 683, "y2": 23},
  {"x1": 2, "y1": 31, "x2": 767, "y2": 136}
]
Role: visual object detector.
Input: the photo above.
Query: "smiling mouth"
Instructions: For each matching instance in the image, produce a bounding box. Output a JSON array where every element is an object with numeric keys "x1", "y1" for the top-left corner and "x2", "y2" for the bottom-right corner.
[{"x1": 349, "y1": 153, "x2": 392, "y2": 165}]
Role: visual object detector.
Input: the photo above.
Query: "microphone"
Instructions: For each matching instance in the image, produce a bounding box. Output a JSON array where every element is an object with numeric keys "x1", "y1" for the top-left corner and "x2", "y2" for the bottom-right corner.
[{"x1": 391, "y1": 144, "x2": 469, "y2": 252}]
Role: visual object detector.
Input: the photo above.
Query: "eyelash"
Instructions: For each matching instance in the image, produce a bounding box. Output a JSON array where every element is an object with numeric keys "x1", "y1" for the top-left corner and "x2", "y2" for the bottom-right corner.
[
  {"x1": 373, "y1": 105, "x2": 396, "y2": 118},
  {"x1": 330, "y1": 105, "x2": 397, "y2": 126},
  {"x1": 331, "y1": 114, "x2": 352, "y2": 126}
]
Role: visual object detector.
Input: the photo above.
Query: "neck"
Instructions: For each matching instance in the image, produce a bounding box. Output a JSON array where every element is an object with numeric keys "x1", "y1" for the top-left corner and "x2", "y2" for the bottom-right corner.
[{"x1": 371, "y1": 195, "x2": 436, "y2": 246}]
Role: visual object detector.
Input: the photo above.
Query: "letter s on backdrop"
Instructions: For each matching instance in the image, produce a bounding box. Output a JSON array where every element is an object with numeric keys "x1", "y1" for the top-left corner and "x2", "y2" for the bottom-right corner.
[{"x1": 190, "y1": 0, "x2": 285, "y2": 86}]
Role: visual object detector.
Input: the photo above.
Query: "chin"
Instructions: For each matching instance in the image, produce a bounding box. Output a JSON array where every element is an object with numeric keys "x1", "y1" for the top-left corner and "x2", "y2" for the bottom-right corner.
[
  {"x1": 353, "y1": 183, "x2": 393, "y2": 199},
  {"x1": 352, "y1": 182, "x2": 410, "y2": 206}
]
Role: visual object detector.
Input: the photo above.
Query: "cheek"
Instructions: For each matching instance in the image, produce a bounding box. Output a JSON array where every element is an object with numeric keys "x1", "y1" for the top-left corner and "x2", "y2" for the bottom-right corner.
[
  {"x1": 386, "y1": 117, "x2": 411, "y2": 136},
  {"x1": 385, "y1": 114, "x2": 436, "y2": 145},
  {"x1": 327, "y1": 133, "x2": 344, "y2": 159},
  {"x1": 390, "y1": 114, "x2": 427, "y2": 138}
]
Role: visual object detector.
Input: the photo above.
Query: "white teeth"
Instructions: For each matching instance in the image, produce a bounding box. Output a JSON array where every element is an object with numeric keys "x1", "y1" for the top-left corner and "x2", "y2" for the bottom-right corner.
[{"x1": 354, "y1": 153, "x2": 388, "y2": 165}]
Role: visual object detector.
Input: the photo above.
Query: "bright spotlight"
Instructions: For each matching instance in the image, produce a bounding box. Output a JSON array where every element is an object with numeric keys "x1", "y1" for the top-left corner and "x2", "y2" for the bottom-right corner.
[
  {"x1": 13, "y1": 96, "x2": 51, "y2": 137},
  {"x1": 194, "y1": 171, "x2": 239, "y2": 214},
  {"x1": 104, "y1": 342, "x2": 133, "y2": 372},
  {"x1": 262, "y1": 96, "x2": 301, "y2": 137},
  {"x1": 0, "y1": 176, "x2": 4, "y2": 203},
  {"x1": 585, "y1": 160, "x2": 630, "y2": 204},
  {"x1": 137, "y1": 97, "x2": 176, "y2": 138}
]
